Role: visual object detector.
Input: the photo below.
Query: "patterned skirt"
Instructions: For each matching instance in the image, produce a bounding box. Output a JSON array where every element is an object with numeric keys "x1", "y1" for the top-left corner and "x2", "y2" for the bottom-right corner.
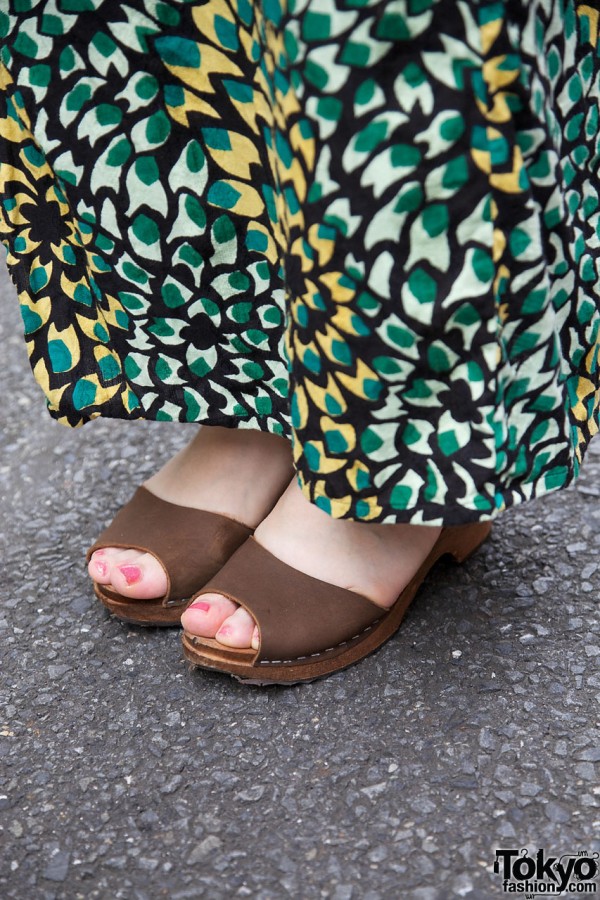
[{"x1": 1, "y1": 1, "x2": 599, "y2": 525}]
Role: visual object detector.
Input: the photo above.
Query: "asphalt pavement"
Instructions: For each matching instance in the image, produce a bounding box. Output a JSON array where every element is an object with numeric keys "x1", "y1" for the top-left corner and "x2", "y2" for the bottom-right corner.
[{"x1": 0, "y1": 258, "x2": 598, "y2": 899}]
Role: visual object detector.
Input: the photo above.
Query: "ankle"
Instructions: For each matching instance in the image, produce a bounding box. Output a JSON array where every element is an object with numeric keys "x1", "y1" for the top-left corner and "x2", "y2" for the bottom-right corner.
[{"x1": 144, "y1": 427, "x2": 294, "y2": 528}]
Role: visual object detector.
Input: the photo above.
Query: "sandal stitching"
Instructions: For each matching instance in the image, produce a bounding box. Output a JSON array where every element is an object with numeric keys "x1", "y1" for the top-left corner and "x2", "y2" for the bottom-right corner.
[
  {"x1": 188, "y1": 616, "x2": 384, "y2": 667},
  {"x1": 257, "y1": 618, "x2": 382, "y2": 666}
]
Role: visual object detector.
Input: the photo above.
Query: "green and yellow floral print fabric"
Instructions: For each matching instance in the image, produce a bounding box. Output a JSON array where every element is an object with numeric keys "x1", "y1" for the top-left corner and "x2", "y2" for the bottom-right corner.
[{"x1": 1, "y1": 0, "x2": 600, "y2": 525}]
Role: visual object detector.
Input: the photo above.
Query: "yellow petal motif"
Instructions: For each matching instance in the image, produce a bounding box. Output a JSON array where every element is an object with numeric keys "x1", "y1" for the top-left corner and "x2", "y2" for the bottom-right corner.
[
  {"x1": 319, "y1": 414, "x2": 356, "y2": 452},
  {"x1": 32, "y1": 358, "x2": 68, "y2": 408},
  {"x1": 311, "y1": 481, "x2": 353, "y2": 517},
  {"x1": 305, "y1": 373, "x2": 348, "y2": 416},
  {"x1": 208, "y1": 178, "x2": 264, "y2": 217},
  {"x1": 195, "y1": 0, "x2": 238, "y2": 49},
  {"x1": 320, "y1": 270, "x2": 355, "y2": 304},
  {"x1": 47, "y1": 322, "x2": 81, "y2": 372},
  {"x1": 336, "y1": 359, "x2": 380, "y2": 398},
  {"x1": 165, "y1": 89, "x2": 222, "y2": 128},
  {"x1": 572, "y1": 375, "x2": 596, "y2": 421},
  {"x1": 578, "y1": 5, "x2": 599, "y2": 47},
  {"x1": 19, "y1": 289, "x2": 51, "y2": 330},
  {"x1": 205, "y1": 132, "x2": 261, "y2": 180}
]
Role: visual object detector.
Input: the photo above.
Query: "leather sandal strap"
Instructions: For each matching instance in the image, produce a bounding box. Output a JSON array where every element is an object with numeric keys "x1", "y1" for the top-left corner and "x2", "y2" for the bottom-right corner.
[
  {"x1": 194, "y1": 537, "x2": 385, "y2": 662},
  {"x1": 87, "y1": 487, "x2": 253, "y2": 603}
]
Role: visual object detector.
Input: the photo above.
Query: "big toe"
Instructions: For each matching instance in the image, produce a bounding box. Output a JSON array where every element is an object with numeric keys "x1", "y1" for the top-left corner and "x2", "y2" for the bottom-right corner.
[
  {"x1": 88, "y1": 549, "x2": 113, "y2": 585},
  {"x1": 89, "y1": 548, "x2": 168, "y2": 599},
  {"x1": 181, "y1": 592, "x2": 239, "y2": 638}
]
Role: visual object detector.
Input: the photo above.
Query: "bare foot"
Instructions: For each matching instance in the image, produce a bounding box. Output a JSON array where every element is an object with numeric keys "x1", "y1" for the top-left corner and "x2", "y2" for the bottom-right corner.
[
  {"x1": 87, "y1": 426, "x2": 294, "y2": 599},
  {"x1": 181, "y1": 478, "x2": 442, "y2": 649}
]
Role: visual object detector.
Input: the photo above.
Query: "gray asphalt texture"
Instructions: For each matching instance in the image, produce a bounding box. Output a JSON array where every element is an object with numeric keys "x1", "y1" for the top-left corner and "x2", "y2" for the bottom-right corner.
[{"x1": 0, "y1": 257, "x2": 598, "y2": 900}]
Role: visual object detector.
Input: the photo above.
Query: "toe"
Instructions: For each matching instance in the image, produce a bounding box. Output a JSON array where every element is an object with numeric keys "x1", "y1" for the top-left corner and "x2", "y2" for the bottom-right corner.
[
  {"x1": 215, "y1": 606, "x2": 257, "y2": 649},
  {"x1": 88, "y1": 547, "x2": 138, "y2": 585},
  {"x1": 181, "y1": 593, "x2": 239, "y2": 638},
  {"x1": 101, "y1": 550, "x2": 169, "y2": 599},
  {"x1": 88, "y1": 550, "x2": 112, "y2": 584}
]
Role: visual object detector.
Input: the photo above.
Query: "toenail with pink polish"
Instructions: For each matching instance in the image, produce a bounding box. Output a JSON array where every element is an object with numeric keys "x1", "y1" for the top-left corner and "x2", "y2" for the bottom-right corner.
[
  {"x1": 217, "y1": 625, "x2": 232, "y2": 637},
  {"x1": 118, "y1": 565, "x2": 142, "y2": 585},
  {"x1": 189, "y1": 600, "x2": 211, "y2": 612},
  {"x1": 95, "y1": 560, "x2": 108, "y2": 577}
]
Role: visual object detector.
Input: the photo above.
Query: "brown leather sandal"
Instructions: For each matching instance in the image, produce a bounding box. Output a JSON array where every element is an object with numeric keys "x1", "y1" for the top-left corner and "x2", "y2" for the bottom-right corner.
[
  {"x1": 87, "y1": 487, "x2": 253, "y2": 626},
  {"x1": 181, "y1": 520, "x2": 492, "y2": 684}
]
